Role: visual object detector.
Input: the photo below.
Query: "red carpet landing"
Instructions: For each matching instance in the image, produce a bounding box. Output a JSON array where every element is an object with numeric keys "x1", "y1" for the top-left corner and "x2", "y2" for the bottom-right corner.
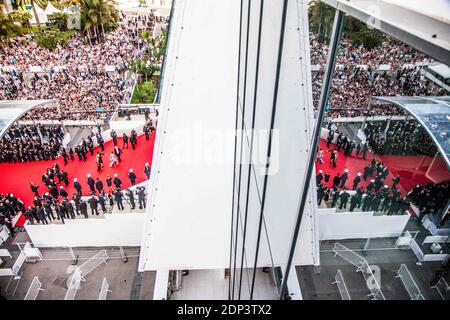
[{"x1": 0, "y1": 132, "x2": 156, "y2": 209}]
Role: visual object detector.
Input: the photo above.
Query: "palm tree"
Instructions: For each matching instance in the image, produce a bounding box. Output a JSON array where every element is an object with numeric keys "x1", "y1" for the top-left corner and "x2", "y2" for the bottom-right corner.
[
  {"x1": 1, "y1": 0, "x2": 10, "y2": 13},
  {"x1": 80, "y1": 0, "x2": 117, "y2": 42},
  {"x1": 15, "y1": 0, "x2": 41, "y2": 26},
  {"x1": 309, "y1": 0, "x2": 334, "y2": 43}
]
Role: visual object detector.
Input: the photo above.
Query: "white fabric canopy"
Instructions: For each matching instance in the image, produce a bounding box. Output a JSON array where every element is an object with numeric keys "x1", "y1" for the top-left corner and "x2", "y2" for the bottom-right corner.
[
  {"x1": 45, "y1": 2, "x2": 61, "y2": 15},
  {"x1": 29, "y1": 5, "x2": 48, "y2": 24}
]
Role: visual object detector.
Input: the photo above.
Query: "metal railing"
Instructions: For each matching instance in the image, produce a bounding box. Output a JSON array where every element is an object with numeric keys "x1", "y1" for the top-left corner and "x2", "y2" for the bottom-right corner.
[
  {"x1": 98, "y1": 277, "x2": 111, "y2": 300},
  {"x1": 332, "y1": 269, "x2": 351, "y2": 300},
  {"x1": 64, "y1": 270, "x2": 81, "y2": 300},
  {"x1": 77, "y1": 250, "x2": 109, "y2": 281},
  {"x1": 396, "y1": 264, "x2": 425, "y2": 300},
  {"x1": 332, "y1": 242, "x2": 366, "y2": 272},
  {"x1": 432, "y1": 277, "x2": 449, "y2": 300},
  {"x1": 24, "y1": 276, "x2": 44, "y2": 300},
  {"x1": 360, "y1": 261, "x2": 386, "y2": 300}
]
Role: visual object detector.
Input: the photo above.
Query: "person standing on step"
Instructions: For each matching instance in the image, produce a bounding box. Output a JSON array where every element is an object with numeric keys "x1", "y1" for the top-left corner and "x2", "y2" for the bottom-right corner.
[
  {"x1": 61, "y1": 170, "x2": 69, "y2": 187},
  {"x1": 331, "y1": 189, "x2": 340, "y2": 208},
  {"x1": 61, "y1": 147, "x2": 68, "y2": 165},
  {"x1": 128, "y1": 169, "x2": 137, "y2": 186},
  {"x1": 113, "y1": 174, "x2": 122, "y2": 189},
  {"x1": 362, "y1": 142, "x2": 369, "y2": 160},
  {"x1": 324, "y1": 171, "x2": 330, "y2": 184},
  {"x1": 317, "y1": 183, "x2": 326, "y2": 206},
  {"x1": 126, "y1": 189, "x2": 136, "y2": 210},
  {"x1": 316, "y1": 170, "x2": 323, "y2": 185},
  {"x1": 68, "y1": 147, "x2": 74, "y2": 161},
  {"x1": 64, "y1": 200, "x2": 75, "y2": 219},
  {"x1": 332, "y1": 173, "x2": 341, "y2": 189},
  {"x1": 144, "y1": 163, "x2": 151, "y2": 179},
  {"x1": 97, "y1": 135, "x2": 105, "y2": 152},
  {"x1": 122, "y1": 133, "x2": 129, "y2": 149},
  {"x1": 98, "y1": 192, "x2": 107, "y2": 214},
  {"x1": 74, "y1": 178, "x2": 82, "y2": 196},
  {"x1": 110, "y1": 129, "x2": 118, "y2": 146},
  {"x1": 59, "y1": 186, "x2": 68, "y2": 198},
  {"x1": 114, "y1": 189, "x2": 124, "y2": 211},
  {"x1": 79, "y1": 199, "x2": 88, "y2": 218},
  {"x1": 95, "y1": 178, "x2": 104, "y2": 194},
  {"x1": 143, "y1": 123, "x2": 150, "y2": 140},
  {"x1": 339, "y1": 187, "x2": 350, "y2": 210},
  {"x1": 106, "y1": 175, "x2": 112, "y2": 188},
  {"x1": 87, "y1": 174, "x2": 95, "y2": 194},
  {"x1": 352, "y1": 172, "x2": 361, "y2": 190},
  {"x1": 88, "y1": 195, "x2": 99, "y2": 216},
  {"x1": 137, "y1": 186, "x2": 146, "y2": 209},
  {"x1": 340, "y1": 169, "x2": 349, "y2": 188}
]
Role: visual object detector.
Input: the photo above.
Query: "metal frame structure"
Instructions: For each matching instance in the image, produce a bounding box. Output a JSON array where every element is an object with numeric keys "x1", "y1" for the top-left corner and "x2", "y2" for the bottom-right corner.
[
  {"x1": 322, "y1": 0, "x2": 450, "y2": 66},
  {"x1": 371, "y1": 96, "x2": 450, "y2": 168},
  {"x1": 0, "y1": 100, "x2": 56, "y2": 139}
]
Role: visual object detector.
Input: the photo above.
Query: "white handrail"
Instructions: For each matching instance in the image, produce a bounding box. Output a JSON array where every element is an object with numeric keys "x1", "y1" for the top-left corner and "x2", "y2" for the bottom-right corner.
[
  {"x1": 396, "y1": 264, "x2": 425, "y2": 300},
  {"x1": 98, "y1": 277, "x2": 111, "y2": 300},
  {"x1": 24, "y1": 277, "x2": 44, "y2": 300},
  {"x1": 332, "y1": 270, "x2": 351, "y2": 300},
  {"x1": 64, "y1": 271, "x2": 81, "y2": 300}
]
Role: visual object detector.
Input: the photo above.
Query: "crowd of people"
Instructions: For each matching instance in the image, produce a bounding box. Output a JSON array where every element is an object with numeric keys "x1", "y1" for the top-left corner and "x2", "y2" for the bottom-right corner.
[
  {"x1": 0, "y1": 120, "x2": 155, "y2": 228},
  {"x1": 0, "y1": 125, "x2": 65, "y2": 163},
  {"x1": 310, "y1": 34, "x2": 446, "y2": 118},
  {"x1": 364, "y1": 119, "x2": 436, "y2": 156},
  {"x1": 0, "y1": 12, "x2": 167, "y2": 121},
  {"x1": 310, "y1": 34, "x2": 432, "y2": 67},
  {"x1": 24, "y1": 163, "x2": 149, "y2": 225},
  {"x1": 316, "y1": 156, "x2": 407, "y2": 215},
  {"x1": 3, "y1": 160, "x2": 152, "y2": 226},
  {"x1": 407, "y1": 182, "x2": 450, "y2": 219}
]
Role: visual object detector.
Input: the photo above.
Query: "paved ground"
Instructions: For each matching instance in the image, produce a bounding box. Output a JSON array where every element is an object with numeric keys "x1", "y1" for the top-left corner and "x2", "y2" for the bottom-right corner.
[
  {"x1": 0, "y1": 242, "x2": 155, "y2": 300},
  {"x1": 297, "y1": 240, "x2": 444, "y2": 300}
]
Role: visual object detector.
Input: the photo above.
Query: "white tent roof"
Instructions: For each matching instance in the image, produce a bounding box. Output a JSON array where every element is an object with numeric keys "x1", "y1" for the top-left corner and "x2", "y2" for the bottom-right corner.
[
  {"x1": 29, "y1": 5, "x2": 48, "y2": 24},
  {"x1": 45, "y1": 2, "x2": 61, "y2": 15}
]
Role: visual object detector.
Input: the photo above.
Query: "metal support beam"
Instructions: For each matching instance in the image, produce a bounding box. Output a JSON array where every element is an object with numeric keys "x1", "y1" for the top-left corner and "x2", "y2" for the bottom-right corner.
[{"x1": 279, "y1": 9, "x2": 344, "y2": 300}]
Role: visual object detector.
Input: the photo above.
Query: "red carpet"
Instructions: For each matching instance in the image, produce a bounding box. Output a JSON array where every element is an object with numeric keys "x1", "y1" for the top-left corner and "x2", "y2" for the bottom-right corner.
[
  {"x1": 0, "y1": 132, "x2": 156, "y2": 210},
  {"x1": 315, "y1": 139, "x2": 450, "y2": 195}
]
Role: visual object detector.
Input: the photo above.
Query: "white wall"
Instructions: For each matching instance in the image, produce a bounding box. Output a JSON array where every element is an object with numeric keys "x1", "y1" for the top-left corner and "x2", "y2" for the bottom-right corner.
[
  {"x1": 318, "y1": 209, "x2": 410, "y2": 240},
  {"x1": 25, "y1": 214, "x2": 144, "y2": 247},
  {"x1": 109, "y1": 119, "x2": 146, "y2": 134},
  {"x1": 139, "y1": 0, "x2": 238, "y2": 271}
]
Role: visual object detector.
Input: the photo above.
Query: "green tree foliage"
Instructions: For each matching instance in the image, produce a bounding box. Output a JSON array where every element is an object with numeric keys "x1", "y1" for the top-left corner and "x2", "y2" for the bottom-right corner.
[
  {"x1": 344, "y1": 19, "x2": 383, "y2": 50},
  {"x1": 308, "y1": 0, "x2": 334, "y2": 43},
  {"x1": 48, "y1": 12, "x2": 69, "y2": 31},
  {"x1": 131, "y1": 81, "x2": 157, "y2": 104},
  {"x1": 309, "y1": 0, "x2": 384, "y2": 49},
  {"x1": 8, "y1": 9, "x2": 32, "y2": 27},
  {"x1": 80, "y1": 0, "x2": 119, "y2": 43},
  {"x1": 0, "y1": 12, "x2": 25, "y2": 46},
  {"x1": 35, "y1": 29, "x2": 74, "y2": 50}
]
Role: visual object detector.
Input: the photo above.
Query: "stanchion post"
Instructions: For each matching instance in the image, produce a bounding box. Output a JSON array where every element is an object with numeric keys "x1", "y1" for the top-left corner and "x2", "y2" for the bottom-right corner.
[
  {"x1": 69, "y1": 247, "x2": 78, "y2": 265},
  {"x1": 120, "y1": 246, "x2": 128, "y2": 263}
]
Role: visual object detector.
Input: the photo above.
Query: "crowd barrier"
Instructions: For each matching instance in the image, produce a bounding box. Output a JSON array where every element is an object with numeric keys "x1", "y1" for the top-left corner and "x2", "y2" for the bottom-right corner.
[
  {"x1": 332, "y1": 269, "x2": 351, "y2": 300},
  {"x1": 432, "y1": 277, "x2": 449, "y2": 300},
  {"x1": 396, "y1": 264, "x2": 425, "y2": 300},
  {"x1": 64, "y1": 270, "x2": 82, "y2": 300},
  {"x1": 24, "y1": 276, "x2": 44, "y2": 300},
  {"x1": 333, "y1": 242, "x2": 386, "y2": 300},
  {"x1": 77, "y1": 250, "x2": 109, "y2": 281},
  {"x1": 98, "y1": 277, "x2": 111, "y2": 300}
]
